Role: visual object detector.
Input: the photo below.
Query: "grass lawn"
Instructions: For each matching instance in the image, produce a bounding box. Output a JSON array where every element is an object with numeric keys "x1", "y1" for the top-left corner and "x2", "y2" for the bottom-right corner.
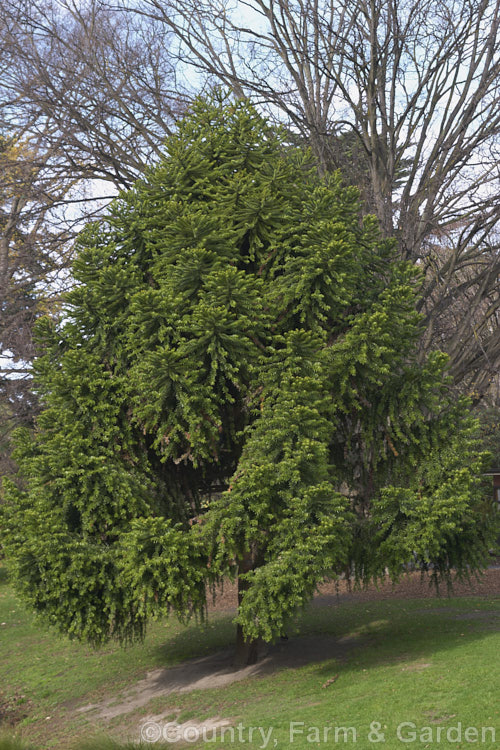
[{"x1": 0, "y1": 564, "x2": 499, "y2": 749}]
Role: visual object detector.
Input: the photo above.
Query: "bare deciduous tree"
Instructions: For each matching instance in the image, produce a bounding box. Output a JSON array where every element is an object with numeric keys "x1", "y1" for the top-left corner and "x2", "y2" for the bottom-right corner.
[
  {"x1": 133, "y1": 0, "x2": 500, "y2": 396},
  {"x1": 0, "y1": 0, "x2": 190, "y2": 472},
  {"x1": 2, "y1": 0, "x2": 188, "y2": 189},
  {"x1": 0, "y1": 129, "x2": 73, "y2": 475}
]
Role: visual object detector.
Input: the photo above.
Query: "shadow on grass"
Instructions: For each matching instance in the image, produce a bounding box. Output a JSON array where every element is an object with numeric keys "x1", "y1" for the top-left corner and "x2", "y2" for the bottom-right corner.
[
  {"x1": 151, "y1": 613, "x2": 236, "y2": 666},
  {"x1": 299, "y1": 598, "x2": 500, "y2": 682},
  {"x1": 0, "y1": 566, "x2": 10, "y2": 586},
  {"x1": 147, "y1": 597, "x2": 499, "y2": 692}
]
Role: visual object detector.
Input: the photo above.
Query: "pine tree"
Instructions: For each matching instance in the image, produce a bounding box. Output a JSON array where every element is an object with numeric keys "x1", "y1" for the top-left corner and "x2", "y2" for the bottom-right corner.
[{"x1": 1, "y1": 96, "x2": 495, "y2": 664}]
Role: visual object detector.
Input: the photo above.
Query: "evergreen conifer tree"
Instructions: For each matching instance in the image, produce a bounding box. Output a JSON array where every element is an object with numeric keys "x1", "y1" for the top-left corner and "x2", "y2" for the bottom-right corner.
[{"x1": 1, "y1": 96, "x2": 495, "y2": 664}]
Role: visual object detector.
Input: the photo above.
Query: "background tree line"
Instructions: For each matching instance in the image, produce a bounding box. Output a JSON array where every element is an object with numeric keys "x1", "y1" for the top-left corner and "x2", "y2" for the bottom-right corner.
[{"x1": 1, "y1": 0, "x2": 499, "y2": 474}]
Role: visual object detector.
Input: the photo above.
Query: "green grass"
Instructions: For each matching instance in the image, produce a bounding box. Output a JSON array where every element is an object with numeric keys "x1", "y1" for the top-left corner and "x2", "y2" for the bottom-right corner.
[
  {"x1": 1, "y1": 565, "x2": 499, "y2": 749},
  {"x1": 0, "y1": 738, "x2": 35, "y2": 750}
]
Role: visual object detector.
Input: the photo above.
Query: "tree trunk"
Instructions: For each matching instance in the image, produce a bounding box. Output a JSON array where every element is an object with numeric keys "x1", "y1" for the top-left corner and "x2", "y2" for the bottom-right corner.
[
  {"x1": 233, "y1": 555, "x2": 264, "y2": 666},
  {"x1": 234, "y1": 622, "x2": 262, "y2": 666}
]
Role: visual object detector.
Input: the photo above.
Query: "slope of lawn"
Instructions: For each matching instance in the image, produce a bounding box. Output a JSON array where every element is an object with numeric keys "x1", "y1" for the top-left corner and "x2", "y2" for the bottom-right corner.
[{"x1": 0, "y1": 564, "x2": 499, "y2": 749}]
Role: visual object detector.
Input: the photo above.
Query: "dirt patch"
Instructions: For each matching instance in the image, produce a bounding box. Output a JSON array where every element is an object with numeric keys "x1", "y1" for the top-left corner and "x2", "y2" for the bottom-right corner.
[
  {"x1": 425, "y1": 712, "x2": 457, "y2": 724},
  {"x1": 0, "y1": 690, "x2": 33, "y2": 728},
  {"x1": 401, "y1": 662, "x2": 432, "y2": 672},
  {"x1": 77, "y1": 632, "x2": 359, "y2": 721},
  {"x1": 208, "y1": 568, "x2": 500, "y2": 613}
]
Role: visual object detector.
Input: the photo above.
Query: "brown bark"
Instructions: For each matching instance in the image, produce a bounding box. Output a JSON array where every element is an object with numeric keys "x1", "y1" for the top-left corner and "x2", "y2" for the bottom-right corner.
[
  {"x1": 234, "y1": 621, "x2": 263, "y2": 667},
  {"x1": 233, "y1": 552, "x2": 265, "y2": 666}
]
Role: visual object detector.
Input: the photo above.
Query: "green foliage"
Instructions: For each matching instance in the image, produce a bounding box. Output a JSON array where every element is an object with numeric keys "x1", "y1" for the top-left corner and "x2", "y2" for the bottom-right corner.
[{"x1": 0, "y1": 95, "x2": 496, "y2": 648}]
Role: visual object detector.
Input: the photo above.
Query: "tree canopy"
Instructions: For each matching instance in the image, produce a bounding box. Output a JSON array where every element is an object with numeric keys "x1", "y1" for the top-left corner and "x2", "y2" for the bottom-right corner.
[
  {"x1": 1, "y1": 0, "x2": 499, "y2": 481},
  {"x1": 1, "y1": 97, "x2": 495, "y2": 664},
  {"x1": 137, "y1": 0, "x2": 500, "y2": 397}
]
